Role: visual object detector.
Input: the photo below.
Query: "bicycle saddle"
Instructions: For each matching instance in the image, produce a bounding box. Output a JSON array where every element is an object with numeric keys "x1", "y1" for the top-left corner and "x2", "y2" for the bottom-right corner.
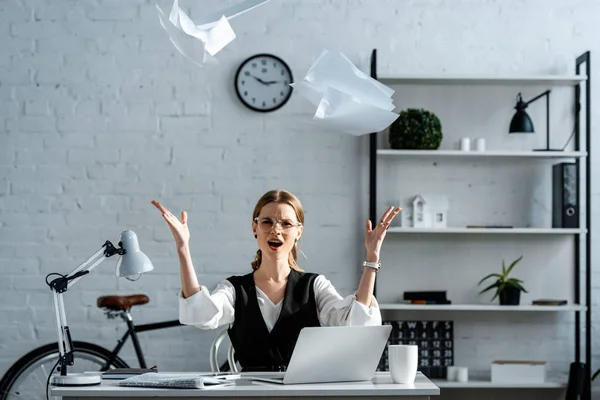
[{"x1": 97, "y1": 294, "x2": 149, "y2": 311}]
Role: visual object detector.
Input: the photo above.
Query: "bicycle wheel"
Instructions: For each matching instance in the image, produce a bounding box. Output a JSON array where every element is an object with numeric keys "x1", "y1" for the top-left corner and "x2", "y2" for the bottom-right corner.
[{"x1": 0, "y1": 341, "x2": 129, "y2": 400}]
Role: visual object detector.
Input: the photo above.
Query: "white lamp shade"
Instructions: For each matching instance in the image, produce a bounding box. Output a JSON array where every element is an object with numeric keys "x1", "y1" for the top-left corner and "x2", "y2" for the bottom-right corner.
[{"x1": 115, "y1": 230, "x2": 154, "y2": 278}]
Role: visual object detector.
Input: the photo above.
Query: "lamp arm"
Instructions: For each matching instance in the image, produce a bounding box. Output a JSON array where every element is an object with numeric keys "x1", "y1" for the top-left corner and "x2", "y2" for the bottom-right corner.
[
  {"x1": 47, "y1": 240, "x2": 125, "y2": 375},
  {"x1": 524, "y1": 89, "x2": 551, "y2": 106},
  {"x1": 66, "y1": 241, "x2": 126, "y2": 289},
  {"x1": 53, "y1": 290, "x2": 71, "y2": 373},
  {"x1": 525, "y1": 90, "x2": 551, "y2": 151}
]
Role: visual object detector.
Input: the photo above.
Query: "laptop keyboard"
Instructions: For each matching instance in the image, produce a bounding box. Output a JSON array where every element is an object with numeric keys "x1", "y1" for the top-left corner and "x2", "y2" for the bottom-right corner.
[{"x1": 247, "y1": 375, "x2": 285, "y2": 384}]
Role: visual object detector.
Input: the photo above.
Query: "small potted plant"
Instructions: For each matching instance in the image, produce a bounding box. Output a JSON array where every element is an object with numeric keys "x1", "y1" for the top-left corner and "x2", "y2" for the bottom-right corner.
[
  {"x1": 388, "y1": 108, "x2": 443, "y2": 150},
  {"x1": 478, "y1": 255, "x2": 528, "y2": 305}
]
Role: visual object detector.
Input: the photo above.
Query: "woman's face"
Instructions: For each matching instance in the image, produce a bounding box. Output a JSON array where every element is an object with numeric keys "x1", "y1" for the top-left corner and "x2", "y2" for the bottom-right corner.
[{"x1": 253, "y1": 202, "x2": 303, "y2": 260}]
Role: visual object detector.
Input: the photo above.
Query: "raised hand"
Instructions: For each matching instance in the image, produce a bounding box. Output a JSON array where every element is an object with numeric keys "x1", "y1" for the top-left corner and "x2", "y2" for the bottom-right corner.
[
  {"x1": 364, "y1": 206, "x2": 402, "y2": 260},
  {"x1": 151, "y1": 200, "x2": 190, "y2": 248}
]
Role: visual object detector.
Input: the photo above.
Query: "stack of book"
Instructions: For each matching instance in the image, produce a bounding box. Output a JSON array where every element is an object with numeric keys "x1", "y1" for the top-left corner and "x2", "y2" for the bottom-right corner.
[{"x1": 403, "y1": 291, "x2": 451, "y2": 305}]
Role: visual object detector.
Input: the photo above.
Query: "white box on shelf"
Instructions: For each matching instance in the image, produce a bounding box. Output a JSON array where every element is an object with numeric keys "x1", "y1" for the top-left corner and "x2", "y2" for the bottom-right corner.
[{"x1": 491, "y1": 360, "x2": 546, "y2": 384}]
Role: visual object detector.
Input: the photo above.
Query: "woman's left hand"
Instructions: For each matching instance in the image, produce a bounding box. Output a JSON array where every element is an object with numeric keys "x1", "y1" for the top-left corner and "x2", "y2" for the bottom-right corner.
[{"x1": 364, "y1": 206, "x2": 402, "y2": 261}]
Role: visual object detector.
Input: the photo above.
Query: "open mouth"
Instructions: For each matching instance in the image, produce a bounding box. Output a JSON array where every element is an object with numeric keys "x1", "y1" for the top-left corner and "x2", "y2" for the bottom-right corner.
[{"x1": 268, "y1": 240, "x2": 283, "y2": 249}]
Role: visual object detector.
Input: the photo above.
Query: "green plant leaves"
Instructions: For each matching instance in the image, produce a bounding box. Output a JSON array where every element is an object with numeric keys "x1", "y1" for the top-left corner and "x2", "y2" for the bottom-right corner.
[
  {"x1": 477, "y1": 273, "x2": 502, "y2": 286},
  {"x1": 478, "y1": 280, "x2": 500, "y2": 295},
  {"x1": 388, "y1": 108, "x2": 443, "y2": 150},
  {"x1": 505, "y1": 278, "x2": 528, "y2": 293},
  {"x1": 504, "y1": 255, "x2": 523, "y2": 278},
  {"x1": 491, "y1": 282, "x2": 505, "y2": 301},
  {"x1": 478, "y1": 255, "x2": 527, "y2": 299}
]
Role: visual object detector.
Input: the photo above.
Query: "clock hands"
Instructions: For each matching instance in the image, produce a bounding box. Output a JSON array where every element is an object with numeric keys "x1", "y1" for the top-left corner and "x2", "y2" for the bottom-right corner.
[
  {"x1": 251, "y1": 75, "x2": 268, "y2": 85},
  {"x1": 251, "y1": 75, "x2": 285, "y2": 86}
]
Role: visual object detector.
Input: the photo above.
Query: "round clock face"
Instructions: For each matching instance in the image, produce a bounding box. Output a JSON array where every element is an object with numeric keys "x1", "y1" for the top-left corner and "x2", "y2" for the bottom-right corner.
[{"x1": 234, "y1": 54, "x2": 294, "y2": 112}]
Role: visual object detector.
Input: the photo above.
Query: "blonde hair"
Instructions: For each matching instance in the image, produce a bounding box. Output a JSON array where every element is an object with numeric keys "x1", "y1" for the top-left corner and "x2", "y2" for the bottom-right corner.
[{"x1": 251, "y1": 190, "x2": 305, "y2": 272}]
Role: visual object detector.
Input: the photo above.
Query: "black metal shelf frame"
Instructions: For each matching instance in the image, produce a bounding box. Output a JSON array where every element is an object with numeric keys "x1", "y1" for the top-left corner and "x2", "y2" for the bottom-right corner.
[{"x1": 368, "y1": 48, "x2": 592, "y2": 398}]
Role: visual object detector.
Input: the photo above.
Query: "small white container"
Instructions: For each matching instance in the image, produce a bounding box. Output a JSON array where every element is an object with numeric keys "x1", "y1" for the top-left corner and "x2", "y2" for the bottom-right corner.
[
  {"x1": 460, "y1": 137, "x2": 471, "y2": 151},
  {"x1": 446, "y1": 366, "x2": 458, "y2": 381},
  {"x1": 456, "y1": 366, "x2": 468, "y2": 382},
  {"x1": 475, "y1": 138, "x2": 486, "y2": 152},
  {"x1": 491, "y1": 360, "x2": 546, "y2": 384}
]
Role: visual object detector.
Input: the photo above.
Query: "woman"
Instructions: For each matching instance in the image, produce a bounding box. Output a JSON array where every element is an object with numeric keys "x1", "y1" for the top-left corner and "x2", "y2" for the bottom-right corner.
[{"x1": 151, "y1": 190, "x2": 400, "y2": 372}]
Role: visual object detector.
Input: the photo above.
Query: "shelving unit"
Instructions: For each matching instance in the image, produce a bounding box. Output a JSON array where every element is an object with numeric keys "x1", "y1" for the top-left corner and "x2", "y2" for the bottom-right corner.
[
  {"x1": 379, "y1": 304, "x2": 586, "y2": 312},
  {"x1": 368, "y1": 49, "x2": 592, "y2": 398},
  {"x1": 376, "y1": 75, "x2": 586, "y2": 86},
  {"x1": 377, "y1": 149, "x2": 587, "y2": 158},
  {"x1": 386, "y1": 227, "x2": 585, "y2": 234}
]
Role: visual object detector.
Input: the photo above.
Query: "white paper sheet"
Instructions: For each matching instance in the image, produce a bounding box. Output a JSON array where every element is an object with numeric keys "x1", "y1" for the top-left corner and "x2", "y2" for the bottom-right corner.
[
  {"x1": 156, "y1": 0, "x2": 271, "y2": 65},
  {"x1": 292, "y1": 49, "x2": 399, "y2": 136},
  {"x1": 156, "y1": 5, "x2": 208, "y2": 67}
]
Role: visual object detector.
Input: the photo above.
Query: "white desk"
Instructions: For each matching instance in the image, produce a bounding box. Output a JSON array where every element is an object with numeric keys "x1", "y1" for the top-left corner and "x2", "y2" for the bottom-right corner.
[{"x1": 52, "y1": 371, "x2": 440, "y2": 399}]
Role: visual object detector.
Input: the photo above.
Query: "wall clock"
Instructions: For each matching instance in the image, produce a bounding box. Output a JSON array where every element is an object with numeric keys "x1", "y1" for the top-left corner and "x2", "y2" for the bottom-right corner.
[{"x1": 234, "y1": 53, "x2": 294, "y2": 112}]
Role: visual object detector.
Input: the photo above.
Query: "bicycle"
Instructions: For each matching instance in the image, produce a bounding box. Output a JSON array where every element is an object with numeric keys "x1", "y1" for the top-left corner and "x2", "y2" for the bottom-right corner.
[{"x1": 0, "y1": 293, "x2": 194, "y2": 400}]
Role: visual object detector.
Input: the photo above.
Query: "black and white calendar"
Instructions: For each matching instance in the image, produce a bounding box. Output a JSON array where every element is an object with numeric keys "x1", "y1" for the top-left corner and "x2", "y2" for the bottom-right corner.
[{"x1": 378, "y1": 320, "x2": 454, "y2": 379}]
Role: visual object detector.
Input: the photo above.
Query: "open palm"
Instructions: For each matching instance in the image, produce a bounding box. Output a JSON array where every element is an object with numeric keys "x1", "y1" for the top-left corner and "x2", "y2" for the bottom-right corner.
[
  {"x1": 151, "y1": 200, "x2": 190, "y2": 247},
  {"x1": 365, "y1": 206, "x2": 401, "y2": 257}
]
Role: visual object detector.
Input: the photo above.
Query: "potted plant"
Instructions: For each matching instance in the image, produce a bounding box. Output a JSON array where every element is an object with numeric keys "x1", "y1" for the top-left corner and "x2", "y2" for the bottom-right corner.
[
  {"x1": 478, "y1": 255, "x2": 528, "y2": 305},
  {"x1": 388, "y1": 108, "x2": 443, "y2": 150}
]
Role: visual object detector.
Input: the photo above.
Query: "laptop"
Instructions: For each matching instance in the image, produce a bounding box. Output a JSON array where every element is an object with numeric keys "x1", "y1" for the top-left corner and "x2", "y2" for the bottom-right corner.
[{"x1": 249, "y1": 325, "x2": 392, "y2": 384}]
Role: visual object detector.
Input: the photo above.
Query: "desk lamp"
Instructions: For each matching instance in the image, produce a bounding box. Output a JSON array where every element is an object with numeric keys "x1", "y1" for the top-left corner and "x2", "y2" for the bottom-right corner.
[
  {"x1": 508, "y1": 90, "x2": 562, "y2": 151},
  {"x1": 46, "y1": 230, "x2": 154, "y2": 386}
]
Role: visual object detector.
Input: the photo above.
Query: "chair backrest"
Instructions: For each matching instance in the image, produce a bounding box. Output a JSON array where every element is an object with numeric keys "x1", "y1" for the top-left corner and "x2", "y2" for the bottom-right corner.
[{"x1": 209, "y1": 328, "x2": 238, "y2": 372}]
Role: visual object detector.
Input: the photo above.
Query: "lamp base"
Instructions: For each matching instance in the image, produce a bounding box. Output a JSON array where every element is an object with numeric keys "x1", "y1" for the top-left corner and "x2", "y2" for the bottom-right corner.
[
  {"x1": 533, "y1": 148, "x2": 564, "y2": 152},
  {"x1": 50, "y1": 372, "x2": 102, "y2": 386}
]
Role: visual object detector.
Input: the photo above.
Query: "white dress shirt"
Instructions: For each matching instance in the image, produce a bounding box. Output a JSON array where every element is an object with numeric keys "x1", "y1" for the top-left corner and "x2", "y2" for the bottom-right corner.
[{"x1": 179, "y1": 275, "x2": 382, "y2": 332}]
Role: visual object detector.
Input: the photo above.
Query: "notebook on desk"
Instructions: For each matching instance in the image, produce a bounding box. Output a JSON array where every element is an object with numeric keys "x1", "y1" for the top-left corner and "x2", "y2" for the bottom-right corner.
[{"x1": 249, "y1": 325, "x2": 392, "y2": 385}]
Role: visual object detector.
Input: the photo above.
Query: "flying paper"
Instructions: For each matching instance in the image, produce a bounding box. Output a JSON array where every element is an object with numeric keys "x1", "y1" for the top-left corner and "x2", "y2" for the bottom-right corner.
[
  {"x1": 156, "y1": 0, "x2": 271, "y2": 65},
  {"x1": 292, "y1": 50, "x2": 399, "y2": 136}
]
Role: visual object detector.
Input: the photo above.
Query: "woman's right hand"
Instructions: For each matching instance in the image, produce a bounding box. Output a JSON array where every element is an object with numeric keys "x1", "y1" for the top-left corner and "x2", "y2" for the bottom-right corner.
[{"x1": 151, "y1": 200, "x2": 190, "y2": 248}]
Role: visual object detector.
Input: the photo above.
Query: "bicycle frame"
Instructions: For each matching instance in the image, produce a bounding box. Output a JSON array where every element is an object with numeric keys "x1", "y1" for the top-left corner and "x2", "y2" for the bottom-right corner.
[{"x1": 99, "y1": 312, "x2": 182, "y2": 370}]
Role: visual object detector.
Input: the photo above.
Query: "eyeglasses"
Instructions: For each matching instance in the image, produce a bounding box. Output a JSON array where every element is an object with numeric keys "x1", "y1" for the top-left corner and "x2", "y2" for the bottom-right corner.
[{"x1": 254, "y1": 217, "x2": 303, "y2": 232}]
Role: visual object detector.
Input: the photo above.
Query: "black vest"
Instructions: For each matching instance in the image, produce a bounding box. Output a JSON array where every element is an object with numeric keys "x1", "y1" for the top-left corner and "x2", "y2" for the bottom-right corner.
[{"x1": 226, "y1": 269, "x2": 321, "y2": 371}]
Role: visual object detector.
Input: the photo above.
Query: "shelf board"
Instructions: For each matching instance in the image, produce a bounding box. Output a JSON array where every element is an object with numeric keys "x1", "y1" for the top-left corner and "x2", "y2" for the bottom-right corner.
[
  {"x1": 377, "y1": 75, "x2": 587, "y2": 86},
  {"x1": 377, "y1": 149, "x2": 587, "y2": 158},
  {"x1": 380, "y1": 304, "x2": 586, "y2": 312},
  {"x1": 431, "y1": 378, "x2": 566, "y2": 389},
  {"x1": 386, "y1": 227, "x2": 585, "y2": 234}
]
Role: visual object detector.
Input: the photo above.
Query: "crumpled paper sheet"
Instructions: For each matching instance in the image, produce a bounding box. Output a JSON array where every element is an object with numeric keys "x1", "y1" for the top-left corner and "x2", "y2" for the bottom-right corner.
[
  {"x1": 156, "y1": 0, "x2": 271, "y2": 66},
  {"x1": 291, "y1": 49, "x2": 399, "y2": 136}
]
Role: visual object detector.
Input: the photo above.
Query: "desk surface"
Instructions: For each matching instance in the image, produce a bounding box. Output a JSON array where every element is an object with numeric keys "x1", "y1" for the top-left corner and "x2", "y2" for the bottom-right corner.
[{"x1": 52, "y1": 371, "x2": 440, "y2": 398}]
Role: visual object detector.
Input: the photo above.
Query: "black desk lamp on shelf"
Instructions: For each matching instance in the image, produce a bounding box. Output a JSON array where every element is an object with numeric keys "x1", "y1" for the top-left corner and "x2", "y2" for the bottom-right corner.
[{"x1": 509, "y1": 90, "x2": 562, "y2": 151}]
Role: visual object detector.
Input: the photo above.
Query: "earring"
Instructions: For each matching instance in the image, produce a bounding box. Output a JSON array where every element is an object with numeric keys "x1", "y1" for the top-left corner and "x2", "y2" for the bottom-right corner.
[
  {"x1": 254, "y1": 234, "x2": 257, "y2": 239},
  {"x1": 294, "y1": 238, "x2": 298, "y2": 244}
]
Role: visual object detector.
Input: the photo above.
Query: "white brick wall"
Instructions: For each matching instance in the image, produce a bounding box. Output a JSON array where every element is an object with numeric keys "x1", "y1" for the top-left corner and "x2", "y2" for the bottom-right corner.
[{"x1": 1, "y1": 0, "x2": 599, "y2": 397}]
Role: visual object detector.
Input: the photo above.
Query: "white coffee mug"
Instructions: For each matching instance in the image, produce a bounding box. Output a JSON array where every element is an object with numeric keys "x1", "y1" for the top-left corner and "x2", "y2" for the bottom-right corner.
[
  {"x1": 388, "y1": 345, "x2": 418, "y2": 384},
  {"x1": 446, "y1": 366, "x2": 458, "y2": 381}
]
